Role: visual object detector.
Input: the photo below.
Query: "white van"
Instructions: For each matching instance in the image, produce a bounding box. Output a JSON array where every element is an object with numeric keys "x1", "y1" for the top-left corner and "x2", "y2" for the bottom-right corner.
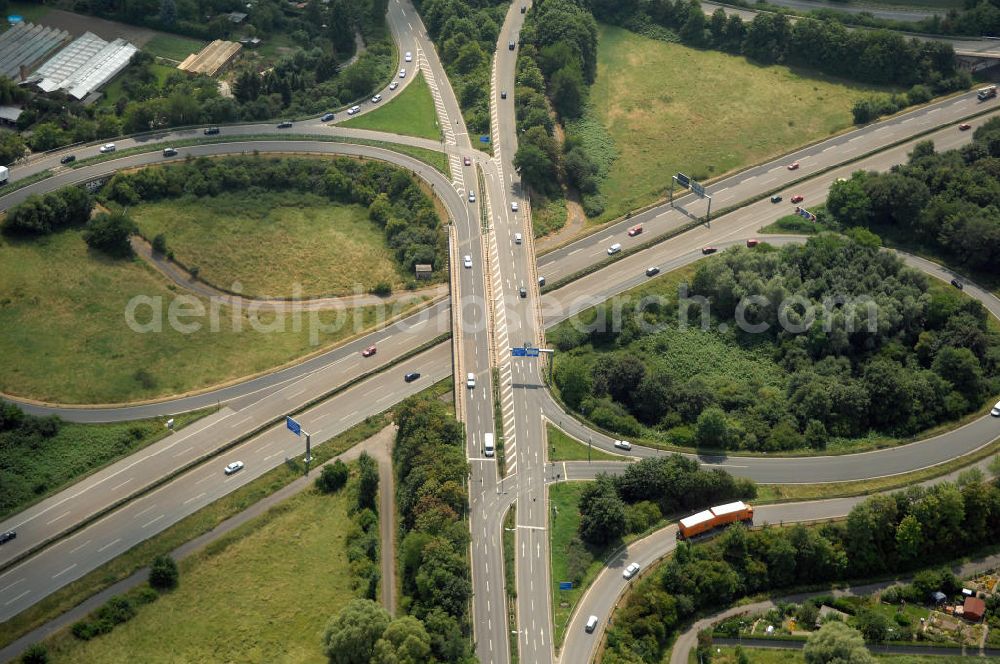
[
  {"x1": 484, "y1": 432, "x2": 495, "y2": 457},
  {"x1": 514, "y1": 233, "x2": 522, "y2": 244},
  {"x1": 607, "y1": 243, "x2": 621, "y2": 255},
  {"x1": 467, "y1": 372, "x2": 476, "y2": 388},
  {"x1": 585, "y1": 615, "x2": 599, "y2": 633}
]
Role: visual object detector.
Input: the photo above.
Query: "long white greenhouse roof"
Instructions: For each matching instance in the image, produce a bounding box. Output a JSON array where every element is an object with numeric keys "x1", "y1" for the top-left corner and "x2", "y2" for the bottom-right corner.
[{"x1": 31, "y1": 32, "x2": 137, "y2": 99}]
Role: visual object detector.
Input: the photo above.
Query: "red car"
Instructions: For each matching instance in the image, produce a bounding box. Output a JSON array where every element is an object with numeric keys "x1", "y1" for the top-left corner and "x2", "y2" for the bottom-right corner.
[
  {"x1": 702, "y1": 246, "x2": 718, "y2": 255},
  {"x1": 790, "y1": 194, "x2": 804, "y2": 204},
  {"x1": 959, "y1": 123, "x2": 972, "y2": 131},
  {"x1": 627, "y1": 224, "x2": 643, "y2": 237},
  {"x1": 787, "y1": 162, "x2": 800, "y2": 170},
  {"x1": 362, "y1": 345, "x2": 377, "y2": 357},
  {"x1": 463, "y1": 156, "x2": 472, "y2": 166},
  {"x1": 746, "y1": 238, "x2": 759, "y2": 247}
]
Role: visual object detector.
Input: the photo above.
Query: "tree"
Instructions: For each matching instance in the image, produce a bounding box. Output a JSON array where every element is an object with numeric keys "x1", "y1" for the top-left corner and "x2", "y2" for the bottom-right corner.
[
  {"x1": 148, "y1": 554, "x2": 179, "y2": 590},
  {"x1": 0, "y1": 130, "x2": 26, "y2": 165},
  {"x1": 932, "y1": 346, "x2": 984, "y2": 404},
  {"x1": 316, "y1": 459, "x2": 349, "y2": 493},
  {"x1": 357, "y1": 452, "x2": 379, "y2": 511},
  {"x1": 371, "y1": 616, "x2": 432, "y2": 664},
  {"x1": 895, "y1": 514, "x2": 923, "y2": 564},
  {"x1": 803, "y1": 621, "x2": 874, "y2": 664},
  {"x1": 555, "y1": 355, "x2": 593, "y2": 411},
  {"x1": 579, "y1": 476, "x2": 627, "y2": 545},
  {"x1": 83, "y1": 212, "x2": 135, "y2": 258},
  {"x1": 151, "y1": 233, "x2": 168, "y2": 254},
  {"x1": 323, "y1": 599, "x2": 391, "y2": 664},
  {"x1": 695, "y1": 407, "x2": 731, "y2": 449},
  {"x1": 159, "y1": 0, "x2": 176, "y2": 26},
  {"x1": 853, "y1": 607, "x2": 889, "y2": 642},
  {"x1": 549, "y1": 63, "x2": 586, "y2": 119},
  {"x1": 20, "y1": 644, "x2": 49, "y2": 664},
  {"x1": 513, "y1": 143, "x2": 557, "y2": 195}
]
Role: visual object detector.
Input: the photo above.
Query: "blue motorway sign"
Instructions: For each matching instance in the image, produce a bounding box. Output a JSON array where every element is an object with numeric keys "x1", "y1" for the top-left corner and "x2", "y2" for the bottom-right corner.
[
  {"x1": 511, "y1": 347, "x2": 527, "y2": 357},
  {"x1": 525, "y1": 347, "x2": 540, "y2": 357},
  {"x1": 480, "y1": 135, "x2": 491, "y2": 143},
  {"x1": 559, "y1": 582, "x2": 573, "y2": 590},
  {"x1": 286, "y1": 416, "x2": 302, "y2": 436}
]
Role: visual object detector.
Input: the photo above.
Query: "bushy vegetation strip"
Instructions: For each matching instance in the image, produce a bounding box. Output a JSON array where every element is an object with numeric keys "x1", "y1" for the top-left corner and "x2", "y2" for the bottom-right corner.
[{"x1": 604, "y1": 473, "x2": 1000, "y2": 663}]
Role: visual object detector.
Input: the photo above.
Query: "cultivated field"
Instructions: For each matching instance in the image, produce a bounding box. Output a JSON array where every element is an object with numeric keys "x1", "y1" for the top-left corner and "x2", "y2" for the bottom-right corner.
[
  {"x1": 131, "y1": 191, "x2": 405, "y2": 298},
  {"x1": 341, "y1": 71, "x2": 441, "y2": 141},
  {"x1": 0, "y1": 231, "x2": 421, "y2": 403},
  {"x1": 590, "y1": 25, "x2": 882, "y2": 223}
]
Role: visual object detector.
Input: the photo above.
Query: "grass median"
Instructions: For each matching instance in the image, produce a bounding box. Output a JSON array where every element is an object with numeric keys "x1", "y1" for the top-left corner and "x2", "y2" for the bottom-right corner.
[
  {"x1": 547, "y1": 423, "x2": 620, "y2": 462},
  {"x1": 341, "y1": 71, "x2": 442, "y2": 141}
]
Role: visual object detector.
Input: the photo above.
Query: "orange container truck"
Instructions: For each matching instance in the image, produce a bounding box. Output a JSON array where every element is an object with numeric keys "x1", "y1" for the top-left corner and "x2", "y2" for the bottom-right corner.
[{"x1": 677, "y1": 501, "x2": 753, "y2": 539}]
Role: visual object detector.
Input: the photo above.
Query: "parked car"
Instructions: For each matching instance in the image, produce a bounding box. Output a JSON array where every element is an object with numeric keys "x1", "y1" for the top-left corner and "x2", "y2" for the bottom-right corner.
[
  {"x1": 0, "y1": 530, "x2": 15, "y2": 545},
  {"x1": 399, "y1": 68, "x2": 406, "y2": 78},
  {"x1": 951, "y1": 278, "x2": 964, "y2": 290},
  {"x1": 224, "y1": 461, "x2": 244, "y2": 475},
  {"x1": 645, "y1": 266, "x2": 660, "y2": 277},
  {"x1": 959, "y1": 123, "x2": 972, "y2": 131},
  {"x1": 463, "y1": 156, "x2": 472, "y2": 166},
  {"x1": 405, "y1": 51, "x2": 412, "y2": 62},
  {"x1": 623, "y1": 562, "x2": 641, "y2": 579},
  {"x1": 614, "y1": 440, "x2": 632, "y2": 451},
  {"x1": 746, "y1": 238, "x2": 759, "y2": 247},
  {"x1": 362, "y1": 345, "x2": 377, "y2": 357},
  {"x1": 404, "y1": 372, "x2": 421, "y2": 382},
  {"x1": 607, "y1": 243, "x2": 622, "y2": 255},
  {"x1": 468, "y1": 190, "x2": 476, "y2": 203},
  {"x1": 991, "y1": 400, "x2": 1000, "y2": 417},
  {"x1": 511, "y1": 201, "x2": 519, "y2": 212},
  {"x1": 321, "y1": 112, "x2": 335, "y2": 122},
  {"x1": 204, "y1": 127, "x2": 220, "y2": 135},
  {"x1": 627, "y1": 224, "x2": 642, "y2": 236},
  {"x1": 770, "y1": 194, "x2": 782, "y2": 203},
  {"x1": 585, "y1": 616, "x2": 599, "y2": 633},
  {"x1": 99, "y1": 143, "x2": 116, "y2": 153},
  {"x1": 464, "y1": 255, "x2": 473, "y2": 269},
  {"x1": 277, "y1": 121, "x2": 293, "y2": 128},
  {"x1": 60, "y1": 154, "x2": 76, "y2": 164},
  {"x1": 787, "y1": 161, "x2": 799, "y2": 170},
  {"x1": 347, "y1": 105, "x2": 361, "y2": 115},
  {"x1": 162, "y1": 147, "x2": 178, "y2": 157},
  {"x1": 389, "y1": 81, "x2": 398, "y2": 90},
  {"x1": 371, "y1": 94, "x2": 382, "y2": 103},
  {"x1": 790, "y1": 194, "x2": 804, "y2": 204},
  {"x1": 702, "y1": 246, "x2": 717, "y2": 255}
]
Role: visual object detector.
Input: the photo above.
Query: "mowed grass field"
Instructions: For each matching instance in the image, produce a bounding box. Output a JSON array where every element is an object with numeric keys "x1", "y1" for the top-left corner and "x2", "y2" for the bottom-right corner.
[
  {"x1": 143, "y1": 33, "x2": 205, "y2": 61},
  {"x1": 341, "y1": 71, "x2": 441, "y2": 140},
  {"x1": 131, "y1": 191, "x2": 404, "y2": 298},
  {"x1": 591, "y1": 25, "x2": 882, "y2": 223},
  {"x1": 0, "y1": 231, "x2": 420, "y2": 403},
  {"x1": 43, "y1": 488, "x2": 355, "y2": 663}
]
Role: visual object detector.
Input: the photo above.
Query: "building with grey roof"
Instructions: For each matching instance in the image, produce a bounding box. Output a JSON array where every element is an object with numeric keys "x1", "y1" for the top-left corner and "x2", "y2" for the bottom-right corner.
[
  {"x1": 25, "y1": 32, "x2": 138, "y2": 100},
  {"x1": 0, "y1": 22, "x2": 70, "y2": 80}
]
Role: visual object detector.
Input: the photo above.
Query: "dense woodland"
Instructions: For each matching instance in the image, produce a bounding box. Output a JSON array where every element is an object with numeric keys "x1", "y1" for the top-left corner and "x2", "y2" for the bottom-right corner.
[
  {"x1": 413, "y1": 0, "x2": 509, "y2": 135},
  {"x1": 95, "y1": 156, "x2": 446, "y2": 275},
  {"x1": 826, "y1": 118, "x2": 1000, "y2": 275},
  {"x1": 603, "y1": 472, "x2": 1000, "y2": 663},
  {"x1": 551, "y1": 235, "x2": 1000, "y2": 451}
]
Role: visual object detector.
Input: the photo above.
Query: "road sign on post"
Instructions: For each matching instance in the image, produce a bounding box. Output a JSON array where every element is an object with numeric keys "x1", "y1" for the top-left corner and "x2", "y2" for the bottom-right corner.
[
  {"x1": 692, "y1": 182, "x2": 705, "y2": 198},
  {"x1": 511, "y1": 347, "x2": 527, "y2": 357},
  {"x1": 559, "y1": 582, "x2": 573, "y2": 590},
  {"x1": 480, "y1": 135, "x2": 490, "y2": 143},
  {"x1": 286, "y1": 416, "x2": 302, "y2": 436},
  {"x1": 676, "y1": 172, "x2": 690, "y2": 188}
]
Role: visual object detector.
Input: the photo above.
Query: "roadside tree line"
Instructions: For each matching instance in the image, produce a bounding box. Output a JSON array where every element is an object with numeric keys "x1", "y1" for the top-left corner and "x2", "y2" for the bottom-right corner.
[{"x1": 604, "y1": 471, "x2": 1000, "y2": 663}]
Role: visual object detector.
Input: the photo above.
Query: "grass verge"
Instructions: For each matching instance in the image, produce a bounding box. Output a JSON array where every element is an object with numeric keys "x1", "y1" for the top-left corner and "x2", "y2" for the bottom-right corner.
[
  {"x1": 1, "y1": 408, "x2": 214, "y2": 520},
  {"x1": 589, "y1": 24, "x2": 886, "y2": 224},
  {"x1": 504, "y1": 505, "x2": 519, "y2": 664},
  {"x1": 130, "y1": 190, "x2": 410, "y2": 298},
  {"x1": 0, "y1": 378, "x2": 452, "y2": 651},
  {"x1": 705, "y1": 646, "x2": 982, "y2": 664},
  {"x1": 341, "y1": 71, "x2": 442, "y2": 141},
  {"x1": 0, "y1": 228, "x2": 430, "y2": 403},
  {"x1": 143, "y1": 34, "x2": 205, "y2": 62},
  {"x1": 546, "y1": 423, "x2": 620, "y2": 462}
]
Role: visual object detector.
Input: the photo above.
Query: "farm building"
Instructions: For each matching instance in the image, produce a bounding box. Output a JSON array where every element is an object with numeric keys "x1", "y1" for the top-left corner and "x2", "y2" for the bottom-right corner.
[
  {"x1": 178, "y1": 40, "x2": 242, "y2": 77},
  {"x1": 963, "y1": 596, "x2": 986, "y2": 622},
  {"x1": 24, "y1": 31, "x2": 138, "y2": 101},
  {"x1": 0, "y1": 21, "x2": 70, "y2": 81}
]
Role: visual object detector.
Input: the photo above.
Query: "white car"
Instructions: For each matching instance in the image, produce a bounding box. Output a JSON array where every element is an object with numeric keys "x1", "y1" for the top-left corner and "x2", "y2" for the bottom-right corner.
[
  {"x1": 347, "y1": 105, "x2": 361, "y2": 115},
  {"x1": 399, "y1": 68, "x2": 406, "y2": 78},
  {"x1": 389, "y1": 81, "x2": 399, "y2": 90},
  {"x1": 511, "y1": 201, "x2": 519, "y2": 212},
  {"x1": 99, "y1": 143, "x2": 116, "y2": 153},
  {"x1": 463, "y1": 255, "x2": 472, "y2": 269},
  {"x1": 468, "y1": 190, "x2": 476, "y2": 203},
  {"x1": 623, "y1": 562, "x2": 640, "y2": 579},
  {"x1": 613, "y1": 440, "x2": 632, "y2": 451},
  {"x1": 467, "y1": 372, "x2": 476, "y2": 388},
  {"x1": 514, "y1": 233, "x2": 522, "y2": 244},
  {"x1": 405, "y1": 51, "x2": 412, "y2": 62},
  {"x1": 224, "y1": 461, "x2": 244, "y2": 475},
  {"x1": 371, "y1": 94, "x2": 382, "y2": 103},
  {"x1": 992, "y1": 401, "x2": 1000, "y2": 417}
]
